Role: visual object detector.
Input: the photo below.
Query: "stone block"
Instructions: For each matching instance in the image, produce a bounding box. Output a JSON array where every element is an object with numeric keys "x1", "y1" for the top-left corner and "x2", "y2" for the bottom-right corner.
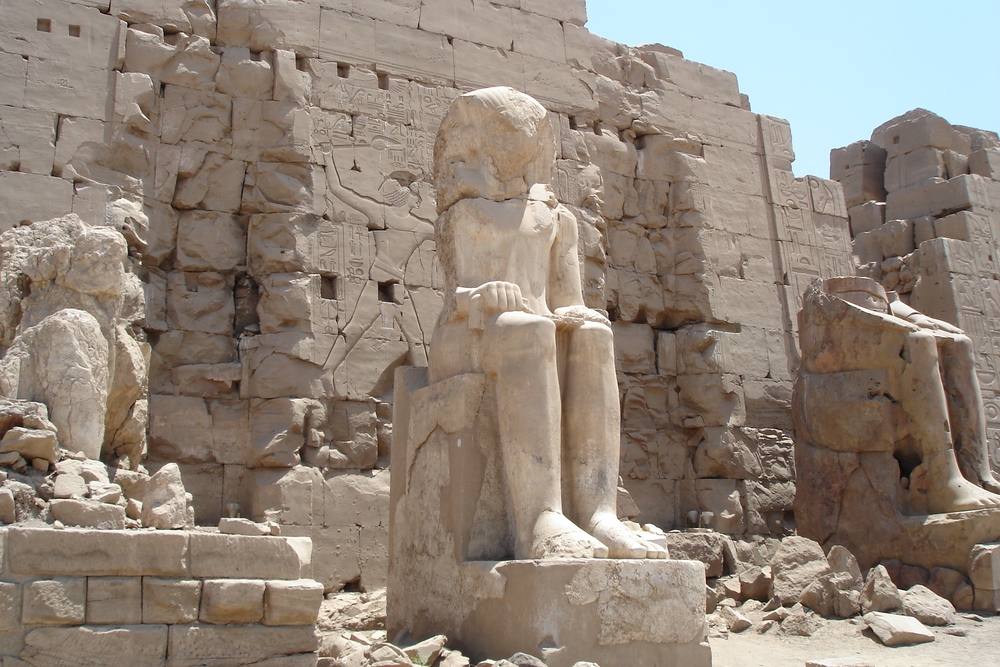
[
  {"x1": 0, "y1": 52, "x2": 27, "y2": 109},
  {"x1": 200, "y1": 579, "x2": 265, "y2": 624},
  {"x1": 8, "y1": 528, "x2": 189, "y2": 577},
  {"x1": 848, "y1": 201, "x2": 886, "y2": 236},
  {"x1": 249, "y1": 398, "x2": 315, "y2": 468},
  {"x1": 389, "y1": 559, "x2": 708, "y2": 667},
  {"x1": 22, "y1": 579, "x2": 86, "y2": 626},
  {"x1": 657, "y1": 331, "x2": 677, "y2": 376},
  {"x1": 521, "y1": 0, "x2": 587, "y2": 25},
  {"x1": 318, "y1": 8, "x2": 376, "y2": 65},
  {"x1": 111, "y1": 0, "x2": 213, "y2": 36},
  {"x1": 969, "y1": 148, "x2": 1000, "y2": 179},
  {"x1": 283, "y1": 524, "x2": 358, "y2": 593},
  {"x1": 0, "y1": 0, "x2": 123, "y2": 69},
  {"x1": 24, "y1": 58, "x2": 112, "y2": 120},
  {"x1": 934, "y1": 210, "x2": 978, "y2": 241},
  {"x1": 884, "y1": 147, "x2": 946, "y2": 193},
  {"x1": 359, "y1": 524, "x2": 388, "y2": 592},
  {"x1": 166, "y1": 624, "x2": 318, "y2": 664},
  {"x1": 87, "y1": 577, "x2": 142, "y2": 624},
  {"x1": 523, "y1": 54, "x2": 597, "y2": 115},
  {"x1": 263, "y1": 579, "x2": 324, "y2": 626},
  {"x1": 175, "y1": 211, "x2": 248, "y2": 273},
  {"x1": 663, "y1": 532, "x2": 727, "y2": 578},
  {"x1": 242, "y1": 466, "x2": 325, "y2": 527},
  {"x1": 165, "y1": 271, "x2": 235, "y2": 335},
  {"x1": 189, "y1": 533, "x2": 306, "y2": 580},
  {"x1": 20, "y1": 625, "x2": 169, "y2": 667},
  {"x1": 0, "y1": 171, "x2": 74, "y2": 233},
  {"x1": 143, "y1": 578, "x2": 202, "y2": 624},
  {"x1": 419, "y1": 0, "x2": 514, "y2": 51},
  {"x1": 0, "y1": 105, "x2": 56, "y2": 176},
  {"x1": 216, "y1": 0, "x2": 320, "y2": 55},
  {"x1": 612, "y1": 323, "x2": 655, "y2": 374},
  {"x1": 0, "y1": 581, "x2": 20, "y2": 635},
  {"x1": 375, "y1": 19, "x2": 454, "y2": 84},
  {"x1": 453, "y1": 39, "x2": 525, "y2": 92},
  {"x1": 969, "y1": 542, "x2": 1000, "y2": 591},
  {"x1": 885, "y1": 173, "x2": 990, "y2": 222},
  {"x1": 511, "y1": 10, "x2": 565, "y2": 62},
  {"x1": 638, "y1": 50, "x2": 741, "y2": 107},
  {"x1": 871, "y1": 109, "x2": 971, "y2": 159},
  {"x1": 324, "y1": 471, "x2": 389, "y2": 528},
  {"x1": 351, "y1": 0, "x2": 420, "y2": 28},
  {"x1": 50, "y1": 499, "x2": 126, "y2": 530},
  {"x1": 830, "y1": 140, "x2": 887, "y2": 180}
]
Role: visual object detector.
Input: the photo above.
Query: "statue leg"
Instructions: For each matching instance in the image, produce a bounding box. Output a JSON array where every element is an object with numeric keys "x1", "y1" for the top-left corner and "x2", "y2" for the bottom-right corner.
[
  {"x1": 901, "y1": 331, "x2": 1000, "y2": 512},
  {"x1": 481, "y1": 312, "x2": 608, "y2": 560},
  {"x1": 560, "y1": 321, "x2": 667, "y2": 558},
  {"x1": 937, "y1": 333, "x2": 1000, "y2": 493}
]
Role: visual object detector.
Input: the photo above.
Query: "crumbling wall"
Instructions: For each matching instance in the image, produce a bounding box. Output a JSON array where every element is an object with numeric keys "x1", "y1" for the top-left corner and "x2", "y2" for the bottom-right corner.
[
  {"x1": 832, "y1": 109, "x2": 1000, "y2": 475},
  {"x1": 0, "y1": 0, "x2": 855, "y2": 590}
]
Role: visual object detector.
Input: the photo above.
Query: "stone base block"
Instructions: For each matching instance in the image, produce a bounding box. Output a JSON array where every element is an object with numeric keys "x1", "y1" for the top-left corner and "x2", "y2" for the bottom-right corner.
[{"x1": 390, "y1": 559, "x2": 709, "y2": 667}]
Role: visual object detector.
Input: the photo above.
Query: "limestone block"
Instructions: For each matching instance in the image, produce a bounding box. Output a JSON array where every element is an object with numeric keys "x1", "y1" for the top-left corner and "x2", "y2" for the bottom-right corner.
[
  {"x1": 111, "y1": 0, "x2": 217, "y2": 38},
  {"x1": 676, "y1": 373, "x2": 745, "y2": 428},
  {"x1": 375, "y1": 19, "x2": 454, "y2": 84},
  {"x1": 242, "y1": 466, "x2": 324, "y2": 528},
  {"x1": 848, "y1": 201, "x2": 886, "y2": 236},
  {"x1": 663, "y1": 532, "x2": 727, "y2": 578},
  {"x1": 159, "y1": 34, "x2": 220, "y2": 91},
  {"x1": 149, "y1": 395, "x2": 246, "y2": 464},
  {"x1": 0, "y1": 488, "x2": 14, "y2": 524},
  {"x1": 885, "y1": 173, "x2": 990, "y2": 221},
  {"x1": 0, "y1": 52, "x2": 27, "y2": 109},
  {"x1": 86, "y1": 577, "x2": 142, "y2": 624},
  {"x1": 216, "y1": 0, "x2": 321, "y2": 56},
  {"x1": 0, "y1": 310, "x2": 109, "y2": 460},
  {"x1": 871, "y1": 109, "x2": 971, "y2": 159},
  {"x1": 969, "y1": 543, "x2": 1000, "y2": 591},
  {"x1": 359, "y1": 524, "x2": 388, "y2": 591},
  {"x1": 520, "y1": 0, "x2": 587, "y2": 25},
  {"x1": 523, "y1": 55, "x2": 597, "y2": 115},
  {"x1": 233, "y1": 100, "x2": 311, "y2": 163},
  {"x1": 171, "y1": 364, "x2": 241, "y2": 399},
  {"x1": 510, "y1": 10, "x2": 565, "y2": 62},
  {"x1": 123, "y1": 26, "x2": 178, "y2": 80},
  {"x1": 863, "y1": 611, "x2": 934, "y2": 646},
  {"x1": 176, "y1": 211, "x2": 247, "y2": 273},
  {"x1": 249, "y1": 398, "x2": 321, "y2": 468},
  {"x1": 0, "y1": 172, "x2": 74, "y2": 232},
  {"x1": 242, "y1": 162, "x2": 324, "y2": 215},
  {"x1": 166, "y1": 272, "x2": 235, "y2": 335},
  {"x1": 901, "y1": 584, "x2": 955, "y2": 626},
  {"x1": 24, "y1": 58, "x2": 112, "y2": 121},
  {"x1": 189, "y1": 533, "x2": 307, "y2": 580},
  {"x1": 0, "y1": 0, "x2": 123, "y2": 69},
  {"x1": 263, "y1": 579, "x2": 323, "y2": 626},
  {"x1": 166, "y1": 624, "x2": 318, "y2": 665},
  {"x1": 453, "y1": 39, "x2": 525, "y2": 92},
  {"x1": 969, "y1": 148, "x2": 1000, "y2": 179},
  {"x1": 611, "y1": 323, "x2": 655, "y2": 374},
  {"x1": 693, "y1": 480, "x2": 745, "y2": 534},
  {"x1": 20, "y1": 625, "x2": 169, "y2": 667},
  {"x1": 770, "y1": 536, "x2": 832, "y2": 605},
  {"x1": 215, "y1": 47, "x2": 274, "y2": 99},
  {"x1": 143, "y1": 578, "x2": 202, "y2": 624},
  {"x1": 638, "y1": 50, "x2": 741, "y2": 107},
  {"x1": 173, "y1": 155, "x2": 247, "y2": 214},
  {"x1": 974, "y1": 587, "x2": 1000, "y2": 612},
  {"x1": 199, "y1": 578, "x2": 265, "y2": 624},
  {"x1": 0, "y1": 106, "x2": 56, "y2": 175},
  {"x1": 563, "y1": 22, "x2": 618, "y2": 72},
  {"x1": 241, "y1": 333, "x2": 334, "y2": 400},
  {"x1": 695, "y1": 428, "x2": 762, "y2": 480},
  {"x1": 246, "y1": 213, "x2": 330, "y2": 276},
  {"x1": 282, "y1": 524, "x2": 358, "y2": 592},
  {"x1": 1, "y1": 428, "x2": 57, "y2": 465},
  {"x1": 8, "y1": 527, "x2": 188, "y2": 576},
  {"x1": 324, "y1": 471, "x2": 389, "y2": 528},
  {"x1": 317, "y1": 8, "x2": 376, "y2": 65},
  {"x1": 419, "y1": 0, "x2": 514, "y2": 51},
  {"x1": 885, "y1": 147, "x2": 946, "y2": 193},
  {"x1": 22, "y1": 578, "x2": 86, "y2": 626},
  {"x1": 141, "y1": 462, "x2": 194, "y2": 529},
  {"x1": 50, "y1": 498, "x2": 127, "y2": 529}
]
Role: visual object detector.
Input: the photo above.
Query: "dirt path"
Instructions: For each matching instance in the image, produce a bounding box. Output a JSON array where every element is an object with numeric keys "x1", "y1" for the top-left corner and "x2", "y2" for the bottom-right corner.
[{"x1": 710, "y1": 613, "x2": 1000, "y2": 667}]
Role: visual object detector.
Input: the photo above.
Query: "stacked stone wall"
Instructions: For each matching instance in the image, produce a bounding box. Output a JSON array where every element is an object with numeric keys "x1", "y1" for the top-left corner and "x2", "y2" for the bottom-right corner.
[{"x1": 0, "y1": 0, "x2": 856, "y2": 590}]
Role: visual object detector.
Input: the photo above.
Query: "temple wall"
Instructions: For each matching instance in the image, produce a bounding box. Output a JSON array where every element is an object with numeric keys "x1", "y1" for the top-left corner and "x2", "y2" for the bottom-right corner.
[{"x1": 0, "y1": 0, "x2": 855, "y2": 590}]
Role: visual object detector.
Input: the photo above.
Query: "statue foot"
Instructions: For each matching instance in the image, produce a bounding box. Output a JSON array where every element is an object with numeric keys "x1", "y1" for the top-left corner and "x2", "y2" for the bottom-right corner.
[
  {"x1": 913, "y1": 458, "x2": 1000, "y2": 513},
  {"x1": 529, "y1": 510, "x2": 609, "y2": 559},
  {"x1": 589, "y1": 514, "x2": 665, "y2": 559},
  {"x1": 980, "y1": 472, "x2": 1000, "y2": 495}
]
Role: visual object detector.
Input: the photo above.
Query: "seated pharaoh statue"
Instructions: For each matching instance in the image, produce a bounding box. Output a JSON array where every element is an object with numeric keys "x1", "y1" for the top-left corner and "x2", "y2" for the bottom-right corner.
[
  {"x1": 794, "y1": 276, "x2": 1000, "y2": 571},
  {"x1": 425, "y1": 86, "x2": 665, "y2": 561}
]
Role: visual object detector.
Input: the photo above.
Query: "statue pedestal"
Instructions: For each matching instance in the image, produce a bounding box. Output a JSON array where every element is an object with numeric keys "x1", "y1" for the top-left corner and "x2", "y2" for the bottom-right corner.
[{"x1": 389, "y1": 368, "x2": 710, "y2": 667}]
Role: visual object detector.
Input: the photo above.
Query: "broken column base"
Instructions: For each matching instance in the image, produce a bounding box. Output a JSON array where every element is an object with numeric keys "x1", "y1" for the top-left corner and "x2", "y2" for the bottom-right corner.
[{"x1": 389, "y1": 558, "x2": 710, "y2": 667}]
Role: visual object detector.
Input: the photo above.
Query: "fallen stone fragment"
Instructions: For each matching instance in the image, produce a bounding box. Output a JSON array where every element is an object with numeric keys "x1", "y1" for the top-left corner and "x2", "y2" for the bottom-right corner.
[
  {"x1": 0, "y1": 487, "x2": 14, "y2": 523},
  {"x1": 719, "y1": 605, "x2": 752, "y2": 632},
  {"x1": 88, "y1": 482, "x2": 123, "y2": 504},
  {"x1": 770, "y1": 536, "x2": 831, "y2": 604},
  {"x1": 902, "y1": 585, "x2": 955, "y2": 626},
  {"x1": 0, "y1": 427, "x2": 58, "y2": 464},
  {"x1": 53, "y1": 471, "x2": 88, "y2": 499},
  {"x1": 141, "y1": 462, "x2": 193, "y2": 529},
  {"x1": 403, "y1": 635, "x2": 447, "y2": 666},
  {"x1": 219, "y1": 516, "x2": 271, "y2": 536},
  {"x1": 506, "y1": 652, "x2": 546, "y2": 667},
  {"x1": 50, "y1": 498, "x2": 126, "y2": 529},
  {"x1": 860, "y1": 565, "x2": 902, "y2": 613},
  {"x1": 863, "y1": 611, "x2": 934, "y2": 646},
  {"x1": 805, "y1": 659, "x2": 875, "y2": 667}
]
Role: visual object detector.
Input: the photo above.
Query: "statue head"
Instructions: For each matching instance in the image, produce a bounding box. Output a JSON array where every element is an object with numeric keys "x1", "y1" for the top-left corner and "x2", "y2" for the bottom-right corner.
[
  {"x1": 823, "y1": 276, "x2": 891, "y2": 313},
  {"x1": 433, "y1": 87, "x2": 555, "y2": 213}
]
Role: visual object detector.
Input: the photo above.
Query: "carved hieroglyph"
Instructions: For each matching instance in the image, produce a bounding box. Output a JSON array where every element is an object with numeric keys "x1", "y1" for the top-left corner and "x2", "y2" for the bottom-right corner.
[
  {"x1": 424, "y1": 87, "x2": 666, "y2": 560},
  {"x1": 794, "y1": 276, "x2": 1000, "y2": 571}
]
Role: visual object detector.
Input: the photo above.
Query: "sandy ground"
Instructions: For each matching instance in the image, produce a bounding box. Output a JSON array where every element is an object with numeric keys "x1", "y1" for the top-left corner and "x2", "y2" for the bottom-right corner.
[{"x1": 710, "y1": 612, "x2": 1000, "y2": 667}]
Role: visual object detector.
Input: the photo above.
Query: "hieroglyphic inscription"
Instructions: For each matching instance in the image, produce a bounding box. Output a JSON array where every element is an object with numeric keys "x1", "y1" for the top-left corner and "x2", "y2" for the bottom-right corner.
[{"x1": 808, "y1": 176, "x2": 848, "y2": 218}]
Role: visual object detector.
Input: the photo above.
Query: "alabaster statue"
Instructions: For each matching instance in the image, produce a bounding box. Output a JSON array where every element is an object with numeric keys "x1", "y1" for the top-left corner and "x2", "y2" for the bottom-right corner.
[
  {"x1": 427, "y1": 87, "x2": 666, "y2": 560},
  {"x1": 797, "y1": 277, "x2": 1000, "y2": 515}
]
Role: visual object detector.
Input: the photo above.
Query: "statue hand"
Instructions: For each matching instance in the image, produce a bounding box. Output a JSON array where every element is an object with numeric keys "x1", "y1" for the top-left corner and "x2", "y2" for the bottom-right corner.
[
  {"x1": 906, "y1": 312, "x2": 964, "y2": 335},
  {"x1": 553, "y1": 305, "x2": 611, "y2": 327},
  {"x1": 467, "y1": 281, "x2": 531, "y2": 330}
]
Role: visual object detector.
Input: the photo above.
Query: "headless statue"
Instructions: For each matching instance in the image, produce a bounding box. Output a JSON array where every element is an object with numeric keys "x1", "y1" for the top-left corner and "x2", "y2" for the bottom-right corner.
[
  {"x1": 805, "y1": 277, "x2": 1000, "y2": 514},
  {"x1": 427, "y1": 87, "x2": 666, "y2": 560}
]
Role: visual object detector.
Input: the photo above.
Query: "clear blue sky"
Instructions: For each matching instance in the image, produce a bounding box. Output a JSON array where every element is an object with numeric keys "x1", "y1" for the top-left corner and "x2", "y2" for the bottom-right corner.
[{"x1": 585, "y1": 1, "x2": 1000, "y2": 179}]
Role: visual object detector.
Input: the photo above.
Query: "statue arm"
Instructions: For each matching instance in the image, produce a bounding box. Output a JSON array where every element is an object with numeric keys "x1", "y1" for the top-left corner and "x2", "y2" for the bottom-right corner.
[
  {"x1": 322, "y1": 151, "x2": 382, "y2": 225},
  {"x1": 888, "y1": 297, "x2": 965, "y2": 334},
  {"x1": 548, "y1": 205, "x2": 609, "y2": 325}
]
